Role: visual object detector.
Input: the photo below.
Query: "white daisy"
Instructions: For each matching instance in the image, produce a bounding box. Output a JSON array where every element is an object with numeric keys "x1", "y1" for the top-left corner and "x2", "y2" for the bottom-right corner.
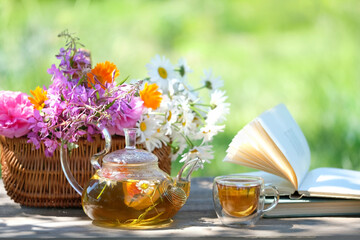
[
  {"x1": 153, "y1": 125, "x2": 170, "y2": 145},
  {"x1": 196, "y1": 124, "x2": 225, "y2": 143},
  {"x1": 136, "y1": 113, "x2": 167, "y2": 152},
  {"x1": 136, "y1": 113, "x2": 158, "y2": 143},
  {"x1": 135, "y1": 180, "x2": 156, "y2": 194},
  {"x1": 146, "y1": 55, "x2": 176, "y2": 93},
  {"x1": 147, "y1": 114, "x2": 170, "y2": 149},
  {"x1": 176, "y1": 58, "x2": 192, "y2": 80},
  {"x1": 179, "y1": 145, "x2": 214, "y2": 168},
  {"x1": 210, "y1": 89, "x2": 228, "y2": 108},
  {"x1": 207, "y1": 90, "x2": 230, "y2": 124},
  {"x1": 175, "y1": 96, "x2": 197, "y2": 136},
  {"x1": 158, "y1": 95, "x2": 179, "y2": 136},
  {"x1": 181, "y1": 112, "x2": 197, "y2": 137},
  {"x1": 145, "y1": 136, "x2": 163, "y2": 152},
  {"x1": 201, "y1": 69, "x2": 223, "y2": 92},
  {"x1": 167, "y1": 78, "x2": 181, "y2": 97},
  {"x1": 170, "y1": 137, "x2": 188, "y2": 161},
  {"x1": 207, "y1": 107, "x2": 229, "y2": 126}
]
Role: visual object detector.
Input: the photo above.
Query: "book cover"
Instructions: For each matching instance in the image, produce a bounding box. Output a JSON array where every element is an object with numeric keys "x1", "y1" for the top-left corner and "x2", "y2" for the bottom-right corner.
[{"x1": 264, "y1": 197, "x2": 360, "y2": 218}]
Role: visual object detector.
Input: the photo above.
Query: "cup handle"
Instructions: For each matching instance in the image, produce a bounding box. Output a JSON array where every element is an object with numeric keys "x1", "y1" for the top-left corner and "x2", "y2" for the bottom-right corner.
[{"x1": 262, "y1": 184, "x2": 280, "y2": 213}]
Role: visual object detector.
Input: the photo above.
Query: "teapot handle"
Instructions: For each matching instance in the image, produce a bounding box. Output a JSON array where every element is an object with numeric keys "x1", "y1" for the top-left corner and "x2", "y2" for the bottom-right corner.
[
  {"x1": 60, "y1": 123, "x2": 112, "y2": 195},
  {"x1": 90, "y1": 123, "x2": 112, "y2": 170}
]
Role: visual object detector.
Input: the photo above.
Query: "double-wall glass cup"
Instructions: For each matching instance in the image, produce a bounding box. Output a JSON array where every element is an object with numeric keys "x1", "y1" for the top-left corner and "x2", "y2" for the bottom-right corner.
[{"x1": 213, "y1": 175, "x2": 279, "y2": 227}]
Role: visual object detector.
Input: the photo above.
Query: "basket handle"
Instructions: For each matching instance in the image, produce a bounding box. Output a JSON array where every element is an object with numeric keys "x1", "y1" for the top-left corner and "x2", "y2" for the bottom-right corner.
[{"x1": 60, "y1": 123, "x2": 112, "y2": 195}]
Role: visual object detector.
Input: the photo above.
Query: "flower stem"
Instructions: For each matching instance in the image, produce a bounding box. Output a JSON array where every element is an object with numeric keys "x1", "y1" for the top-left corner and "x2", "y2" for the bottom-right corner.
[
  {"x1": 190, "y1": 106, "x2": 205, "y2": 123},
  {"x1": 171, "y1": 124, "x2": 194, "y2": 148},
  {"x1": 190, "y1": 85, "x2": 206, "y2": 92},
  {"x1": 191, "y1": 103, "x2": 212, "y2": 108},
  {"x1": 148, "y1": 112, "x2": 166, "y2": 116},
  {"x1": 97, "y1": 184, "x2": 107, "y2": 199}
]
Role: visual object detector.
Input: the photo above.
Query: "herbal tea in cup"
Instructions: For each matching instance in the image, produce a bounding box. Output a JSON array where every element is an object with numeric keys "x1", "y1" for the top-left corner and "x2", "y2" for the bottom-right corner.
[{"x1": 213, "y1": 175, "x2": 279, "y2": 226}]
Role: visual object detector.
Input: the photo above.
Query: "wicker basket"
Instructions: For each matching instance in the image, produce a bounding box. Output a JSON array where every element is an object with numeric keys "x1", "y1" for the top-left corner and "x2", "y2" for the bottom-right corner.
[{"x1": 0, "y1": 135, "x2": 171, "y2": 208}]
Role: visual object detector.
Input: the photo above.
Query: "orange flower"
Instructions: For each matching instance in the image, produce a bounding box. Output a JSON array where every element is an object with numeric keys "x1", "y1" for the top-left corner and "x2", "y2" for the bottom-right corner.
[
  {"x1": 123, "y1": 180, "x2": 161, "y2": 210},
  {"x1": 28, "y1": 86, "x2": 48, "y2": 110},
  {"x1": 139, "y1": 82, "x2": 162, "y2": 110},
  {"x1": 87, "y1": 61, "x2": 119, "y2": 89}
]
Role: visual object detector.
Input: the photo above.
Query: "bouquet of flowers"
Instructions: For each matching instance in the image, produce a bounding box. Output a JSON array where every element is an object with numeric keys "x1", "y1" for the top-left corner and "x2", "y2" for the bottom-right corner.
[
  {"x1": 135, "y1": 56, "x2": 229, "y2": 166},
  {"x1": 0, "y1": 31, "x2": 229, "y2": 169},
  {"x1": 25, "y1": 31, "x2": 144, "y2": 157}
]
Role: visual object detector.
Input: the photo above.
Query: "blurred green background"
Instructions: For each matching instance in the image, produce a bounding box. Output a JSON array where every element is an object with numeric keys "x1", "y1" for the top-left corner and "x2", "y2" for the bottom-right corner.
[{"x1": 1, "y1": 0, "x2": 360, "y2": 178}]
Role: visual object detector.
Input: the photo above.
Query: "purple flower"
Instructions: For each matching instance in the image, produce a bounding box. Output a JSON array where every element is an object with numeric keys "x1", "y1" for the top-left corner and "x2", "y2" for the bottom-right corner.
[
  {"x1": 106, "y1": 96, "x2": 144, "y2": 135},
  {"x1": 27, "y1": 38, "x2": 144, "y2": 156},
  {"x1": 44, "y1": 139, "x2": 59, "y2": 157}
]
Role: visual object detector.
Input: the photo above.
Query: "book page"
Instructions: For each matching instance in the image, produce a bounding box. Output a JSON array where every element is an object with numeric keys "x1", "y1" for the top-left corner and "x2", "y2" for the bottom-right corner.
[
  {"x1": 257, "y1": 104, "x2": 311, "y2": 188},
  {"x1": 251, "y1": 120, "x2": 298, "y2": 188},
  {"x1": 224, "y1": 122, "x2": 290, "y2": 182},
  {"x1": 298, "y1": 167, "x2": 360, "y2": 199},
  {"x1": 235, "y1": 124, "x2": 289, "y2": 175},
  {"x1": 234, "y1": 171, "x2": 296, "y2": 195}
]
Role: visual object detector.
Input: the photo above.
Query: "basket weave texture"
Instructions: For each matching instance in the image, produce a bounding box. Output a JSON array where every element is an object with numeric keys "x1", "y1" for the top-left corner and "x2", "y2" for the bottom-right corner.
[{"x1": 0, "y1": 135, "x2": 171, "y2": 208}]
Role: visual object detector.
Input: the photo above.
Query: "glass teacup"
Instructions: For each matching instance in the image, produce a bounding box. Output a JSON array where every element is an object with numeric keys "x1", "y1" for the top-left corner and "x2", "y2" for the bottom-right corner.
[{"x1": 213, "y1": 175, "x2": 279, "y2": 226}]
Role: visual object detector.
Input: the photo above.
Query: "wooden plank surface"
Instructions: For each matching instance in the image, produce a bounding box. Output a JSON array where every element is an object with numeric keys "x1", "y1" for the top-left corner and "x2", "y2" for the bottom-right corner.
[{"x1": 1, "y1": 178, "x2": 359, "y2": 239}]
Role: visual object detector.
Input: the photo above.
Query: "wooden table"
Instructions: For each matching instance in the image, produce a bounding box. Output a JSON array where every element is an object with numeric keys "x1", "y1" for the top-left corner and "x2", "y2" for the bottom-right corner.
[{"x1": 1, "y1": 178, "x2": 359, "y2": 239}]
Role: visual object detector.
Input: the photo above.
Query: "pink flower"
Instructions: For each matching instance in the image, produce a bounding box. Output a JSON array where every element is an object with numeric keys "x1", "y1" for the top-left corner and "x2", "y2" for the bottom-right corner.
[
  {"x1": 106, "y1": 96, "x2": 144, "y2": 135},
  {"x1": 0, "y1": 91, "x2": 34, "y2": 138}
]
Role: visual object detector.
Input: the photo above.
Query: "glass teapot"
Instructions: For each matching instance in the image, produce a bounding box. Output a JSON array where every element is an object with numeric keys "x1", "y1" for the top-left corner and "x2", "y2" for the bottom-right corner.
[{"x1": 60, "y1": 124, "x2": 200, "y2": 229}]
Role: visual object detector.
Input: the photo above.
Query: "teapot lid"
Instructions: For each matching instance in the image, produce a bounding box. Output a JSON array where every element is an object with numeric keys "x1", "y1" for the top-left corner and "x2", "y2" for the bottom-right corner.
[{"x1": 102, "y1": 128, "x2": 158, "y2": 164}]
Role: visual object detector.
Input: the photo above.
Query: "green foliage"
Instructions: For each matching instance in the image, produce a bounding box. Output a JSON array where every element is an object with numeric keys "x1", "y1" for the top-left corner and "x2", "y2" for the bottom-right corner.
[{"x1": 1, "y1": 0, "x2": 360, "y2": 177}]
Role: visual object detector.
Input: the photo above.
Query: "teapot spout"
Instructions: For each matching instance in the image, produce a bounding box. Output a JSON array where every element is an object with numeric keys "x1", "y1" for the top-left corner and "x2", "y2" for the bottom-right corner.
[
  {"x1": 176, "y1": 157, "x2": 202, "y2": 183},
  {"x1": 169, "y1": 157, "x2": 202, "y2": 200},
  {"x1": 161, "y1": 158, "x2": 201, "y2": 209}
]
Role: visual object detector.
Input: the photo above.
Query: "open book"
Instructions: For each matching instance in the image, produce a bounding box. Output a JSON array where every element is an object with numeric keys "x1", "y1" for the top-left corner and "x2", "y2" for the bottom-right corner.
[{"x1": 224, "y1": 104, "x2": 360, "y2": 199}]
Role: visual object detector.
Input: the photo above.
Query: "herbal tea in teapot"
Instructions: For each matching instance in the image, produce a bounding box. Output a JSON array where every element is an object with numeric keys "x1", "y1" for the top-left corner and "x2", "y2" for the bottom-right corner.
[
  {"x1": 61, "y1": 127, "x2": 196, "y2": 229},
  {"x1": 82, "y1": 164, "x2": 191, "y2": 228}
]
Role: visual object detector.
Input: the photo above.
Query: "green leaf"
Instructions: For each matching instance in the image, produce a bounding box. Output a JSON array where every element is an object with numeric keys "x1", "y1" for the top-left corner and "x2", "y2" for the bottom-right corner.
[
  {"x1": 105, "y1": 99, "x2": 116, "y2": 110},
  {"x1": 117, "y1": 75, "x2": 130, "y2": 86}
]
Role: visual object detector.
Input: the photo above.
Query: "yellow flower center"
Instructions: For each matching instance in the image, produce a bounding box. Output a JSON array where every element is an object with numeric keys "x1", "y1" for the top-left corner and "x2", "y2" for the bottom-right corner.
[
  {"x1": 158, "y1": 67, "x2": 168, "y2": 79},
  {"x1": 140, "y1": 183, "x2": 149, "y2": 190},
  {"x1": 167, "y1": 111, "x2": 172, "y2": 121},
  {"x1": 190, "y1": 149, "x2": 199, "y2": 154},
  {"x1": 140, "y1": 122, "x2": 147, "y2": 132}
]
